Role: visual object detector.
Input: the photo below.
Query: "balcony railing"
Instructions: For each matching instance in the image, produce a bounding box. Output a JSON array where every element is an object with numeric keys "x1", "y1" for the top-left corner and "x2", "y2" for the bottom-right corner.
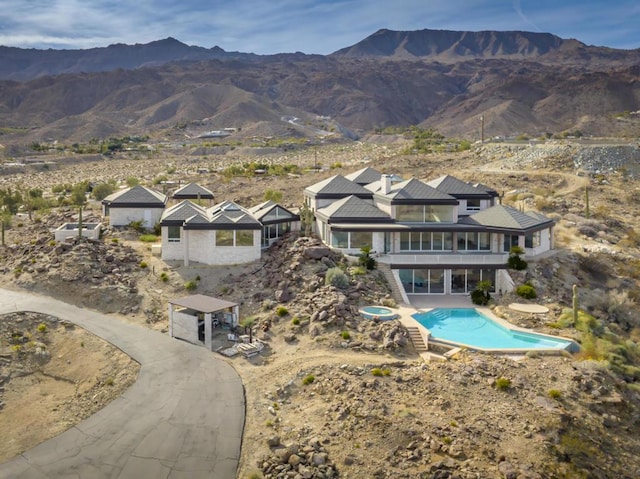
[{"x1": 376, "y1": 252, "x2": 509, "y2": 266}]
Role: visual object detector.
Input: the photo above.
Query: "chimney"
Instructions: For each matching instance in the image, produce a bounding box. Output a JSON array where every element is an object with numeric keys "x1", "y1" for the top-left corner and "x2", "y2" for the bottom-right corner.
[{"x1": 380, "y1": 174, "x2": 391, "y2": 195}]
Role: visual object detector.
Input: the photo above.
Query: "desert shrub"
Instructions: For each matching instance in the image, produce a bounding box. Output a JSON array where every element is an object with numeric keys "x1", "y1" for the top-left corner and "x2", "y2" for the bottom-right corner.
[
  {"x1": 534, "y1": 196, "x2": 554, "y2": 211},
  {"x1": 160, "y1": 271, "x2": 169, "y2": 282},
  {"x1": 184, "y1": 280, "x2": 197, "y2": 291},
  {"x1": 516, "y1": 284, "x2": 537, "y2": 299},
  {"x1": 548, "y1": 389, "x2": 562, "y2": 399},
  {"x1": 341, "y1": 330, "x2": 351, "y2": 340},
  {"x1": 276, "y1": 306, "x2": 289, "y2": 317},
  {"x1": 302, "y1": 374, "x2": 315, "y2": 385},
  {"x1": 351, "y1": 266, "x2": 366, "y2": 276},
  {"x1": 291, "y1": 317, "x2": 300, "y2": 325},
  {"x1": 92, "y1": 182, "x2": 116, "y2": 201},
  {"x1": 128, "y1": 220, "x2": 145, "y2": 233},
  {"x1": 37, "y1": 323, "x2": 47, "y2": 333},
  {"x1": 325, "y1": 267, "x2": 349, "y2": 289},
  {"x1": 371, "y1": 368, "x2": 383, "y2": 376},
  {"x1": 381, "y1": 298, "x2": 397, "y2": 308},
  {"x1": 495, "y1": 377, "x2": 511, "y2": 390},
  {"x1": 139, "y1": 234, "x2": 158, "y2": 243}
]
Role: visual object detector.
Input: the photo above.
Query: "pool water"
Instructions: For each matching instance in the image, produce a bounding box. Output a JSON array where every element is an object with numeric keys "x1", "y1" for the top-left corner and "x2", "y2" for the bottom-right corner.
[
  {"x1": 360, "y1": 306, "x2": 398, "y2": 320},
  {"x1": 412, "y1": 308, "x2": 575, "y2": 351}
]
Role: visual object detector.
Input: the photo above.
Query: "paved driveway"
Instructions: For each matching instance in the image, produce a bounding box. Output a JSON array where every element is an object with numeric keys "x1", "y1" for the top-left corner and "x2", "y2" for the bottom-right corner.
[{"x1": 0, "y1": 288, "x2": 245, "y2": 479}]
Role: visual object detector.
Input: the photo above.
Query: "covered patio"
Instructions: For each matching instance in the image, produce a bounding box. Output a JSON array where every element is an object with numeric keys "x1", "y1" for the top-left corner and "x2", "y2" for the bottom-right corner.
[{"x1": 168, "y1": 294, "x2": 239, "y2": 351}]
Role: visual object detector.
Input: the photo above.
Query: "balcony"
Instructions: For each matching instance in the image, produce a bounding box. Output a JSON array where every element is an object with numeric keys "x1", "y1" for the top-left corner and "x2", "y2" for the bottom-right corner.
[{"x1": 376, "y1": 252, "x2": 509, "y2": 267}]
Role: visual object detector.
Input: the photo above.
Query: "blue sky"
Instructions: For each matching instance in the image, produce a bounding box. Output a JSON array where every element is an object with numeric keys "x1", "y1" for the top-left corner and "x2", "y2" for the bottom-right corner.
[{"x1": 0, "y1": 0, "x2": 638, "y2": 53}]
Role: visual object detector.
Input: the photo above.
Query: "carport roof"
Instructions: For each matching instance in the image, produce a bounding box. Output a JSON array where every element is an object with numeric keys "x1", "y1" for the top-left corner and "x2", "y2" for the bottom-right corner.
[{"x1": 169, "y1": 294, "x2": 238, "y2": 313}]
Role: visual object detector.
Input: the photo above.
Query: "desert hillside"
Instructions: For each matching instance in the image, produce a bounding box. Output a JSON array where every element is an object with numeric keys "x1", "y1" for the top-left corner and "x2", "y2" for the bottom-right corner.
[{"x1": 1, "y1": 139, "x2": 640, "y2": 478}]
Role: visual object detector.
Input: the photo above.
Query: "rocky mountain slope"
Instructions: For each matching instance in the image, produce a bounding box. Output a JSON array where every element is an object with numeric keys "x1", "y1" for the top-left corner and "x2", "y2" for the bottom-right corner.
[{"x1": 0, "y1": 30, "x2": 638, "y2": 145}]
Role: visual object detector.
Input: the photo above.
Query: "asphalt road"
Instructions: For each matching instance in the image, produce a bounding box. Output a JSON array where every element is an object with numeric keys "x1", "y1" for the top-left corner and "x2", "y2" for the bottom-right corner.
[{"x1": 0, "y1": 288, "x2": 245, "y2": 479}]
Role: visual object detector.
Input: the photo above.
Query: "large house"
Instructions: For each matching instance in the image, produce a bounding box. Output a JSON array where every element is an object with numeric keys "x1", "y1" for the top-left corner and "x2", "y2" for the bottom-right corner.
[
  {"x1": 160, "y1": 197, "x2": 300, "y2": 266},
  {"x1": 102, "y1": 185, "x2": 168, "y2": 228},
  {"x1": 304, "y1": 168, "x2": 554, "y2": 298}
]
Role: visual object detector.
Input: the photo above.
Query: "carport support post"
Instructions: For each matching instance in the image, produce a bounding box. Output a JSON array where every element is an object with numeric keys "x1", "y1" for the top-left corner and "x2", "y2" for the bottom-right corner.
[
  {"x1": 205, "y1": 312, "x2": 213, "y2": 351},
  {"x1": 168, "y1": 303, "x2": 174, "y2": 337}
]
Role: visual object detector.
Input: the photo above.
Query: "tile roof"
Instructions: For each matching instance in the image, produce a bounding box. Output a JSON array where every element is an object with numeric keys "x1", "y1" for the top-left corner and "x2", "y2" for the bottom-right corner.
[
  {"x1": 304, "y1": 175, "x2": 372, "y2": 197},
  {"x1": 248, "y1": 201, "x2": 298, "y2": 221},
  {"x1": 381, "y1": 178, "x2": 457, "y2": 203},
  {"x1": 160, "y1": 200, "x2": 207, "y2": 224},
  {"x1": 344, "y1": 167, "x2": 382, "y2": 185},
  {"x1": 102, "y1": 185, "x2": 167, "y2": 205},
  {"x1": 461, "y1": 204, "x2": 554, "y2": 230},
  {"x1": 427, "y1": 175, "x2": 492, "y2": 197},
  {"x1": 317, "y1": 195, "x2": 392, "y2": 222},
  {"x1": 172, "y1": 182, "x2": 214, "y2": 199}
]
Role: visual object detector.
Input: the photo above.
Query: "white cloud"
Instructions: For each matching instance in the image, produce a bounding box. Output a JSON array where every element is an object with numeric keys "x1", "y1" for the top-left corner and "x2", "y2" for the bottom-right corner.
[{"x1": 0, "y1": 0, "x2": 637, "y2": 53}]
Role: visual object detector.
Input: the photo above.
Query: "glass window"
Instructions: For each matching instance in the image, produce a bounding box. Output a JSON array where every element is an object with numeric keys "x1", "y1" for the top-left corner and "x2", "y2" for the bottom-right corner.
[
  {"x1": 414, "y1": 269, "x2": 429, "y2": 294},
  {"x1": 467, "y1": 232, "x2": 479, "y2": 250},
  {"x1": 429, "y1": 270, "x2": 445, "y2": 293},
  {"x1": 451, "y1": 269, "x2": 466, "y2": 293},
  {"x1": 400, "y1": 232, "x2": 411, "y2": 251},
  {"x1": 525, "y1": 231, "x2": 541, "y2": 248},
  {"x1": 467, "y1": 199, "x2": 481, "y2": 211},
  {"x1": 467, "y1": 269, "x2": 481, "y2": 292},
  {"x1": 396, "y1": 205, "x2": 423, "y2": 222},
  {"x1": 216, "y1": 230, "x2": 233, "y2": 246},
  {"x1": 237, "y1": 230, "x2": 254, "y2": 246},
  {"x1": 504, "y1": 234, "x2": 519, "y2": 252},
  {"x1": 410, "y1": 232, "x2": 422, "y2": 250},
  {"x1": 350, "y1": 231, "x2": 372, "y2": 249},
  {"x1": 399, "y1": 269, "x2": 414, "y2": 294},
  {"x1": 457, "y1": 232, "x2": 467, "y2": 251},
  {"x1": 167, "y1": 225, "x2": 181, "y2": 243},
  {"x1": 331, "y1": 231, "x2": 349, "y2": 248},
  {"x1": 479, "y1": 232, "x2": 491, "y2": 250},
  {"x1": 443, "y1": 232, "x2": 453, "y2": 250},
  {"x1": 481, "y1": 269, "x2": 496, "y2": 291},
  {"x1": 427, "y1": 205, "x2": 454, "y2": 222},
  {"x1": 432, "y1": 232, "x2": 443, "y2": 250}
]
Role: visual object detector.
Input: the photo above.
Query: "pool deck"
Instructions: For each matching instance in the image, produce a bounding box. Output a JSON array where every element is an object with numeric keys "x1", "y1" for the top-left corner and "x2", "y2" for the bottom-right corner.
[{"x1": 392, "y1": 297, "x2": 578, "y2": 357}]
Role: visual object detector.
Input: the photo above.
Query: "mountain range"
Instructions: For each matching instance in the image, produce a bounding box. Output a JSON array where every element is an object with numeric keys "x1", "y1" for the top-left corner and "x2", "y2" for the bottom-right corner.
[{"x1": 0, "y1": 29, "x2": 639, "y2": 145}]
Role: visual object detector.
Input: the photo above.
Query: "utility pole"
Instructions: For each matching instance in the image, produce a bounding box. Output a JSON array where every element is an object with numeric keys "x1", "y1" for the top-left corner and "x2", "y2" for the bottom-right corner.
[{"x1": 480, "y1": 115, "x2": 485, "y2": 144}]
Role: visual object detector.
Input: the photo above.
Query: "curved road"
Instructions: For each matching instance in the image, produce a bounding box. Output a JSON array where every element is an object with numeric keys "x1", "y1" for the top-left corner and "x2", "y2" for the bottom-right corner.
[{"x1": 0, "y1": 288, "x2": 245, "y2": 479}]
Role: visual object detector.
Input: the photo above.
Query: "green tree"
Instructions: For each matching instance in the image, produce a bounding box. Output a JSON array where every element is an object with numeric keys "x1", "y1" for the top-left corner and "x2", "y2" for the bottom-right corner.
[{"x1": 92, "y1": 182, "x2": 116, "y2": 201}]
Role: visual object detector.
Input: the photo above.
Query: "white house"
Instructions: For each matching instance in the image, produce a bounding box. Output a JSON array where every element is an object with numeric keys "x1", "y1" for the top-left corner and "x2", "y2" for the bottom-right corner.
[
  {"x1": 304, "y1": 169, "x2": 555, "y2": 298},
  {"x1": 102, "y1": 185, "x2": 167, "y2": 228},
  {"x1": 160, "y1": 200, "x2": 263, "y2": 266}
]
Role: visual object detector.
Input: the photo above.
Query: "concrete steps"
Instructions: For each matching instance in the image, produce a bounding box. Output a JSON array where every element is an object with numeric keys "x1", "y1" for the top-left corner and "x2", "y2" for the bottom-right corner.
[
  {"x1": 376, "y1": 262, "x2": 404, "y2": 304},
  {"x1": 406, "y1": 326, "x2": 428, "y2": 353}
]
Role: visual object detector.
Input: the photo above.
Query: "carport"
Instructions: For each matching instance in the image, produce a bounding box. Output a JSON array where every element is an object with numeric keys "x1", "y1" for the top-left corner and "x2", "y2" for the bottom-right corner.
[{"x1": 168, "y1": 294, "x2": 239, "y2": 351}]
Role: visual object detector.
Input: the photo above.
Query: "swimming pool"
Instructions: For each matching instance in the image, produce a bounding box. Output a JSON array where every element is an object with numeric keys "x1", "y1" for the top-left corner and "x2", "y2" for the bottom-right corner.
[
  {"x1": 360, "y1": 306, "x2": 398, "y2": 321},
  {"x1": 412, "y1": 308, "x2": 578, "y2": 352}
]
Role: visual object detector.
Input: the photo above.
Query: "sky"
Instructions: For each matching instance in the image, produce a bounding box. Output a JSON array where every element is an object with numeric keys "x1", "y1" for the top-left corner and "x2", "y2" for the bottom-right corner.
[{"x1": 0, "y1": 0, "x2": 638, "y2": 54}]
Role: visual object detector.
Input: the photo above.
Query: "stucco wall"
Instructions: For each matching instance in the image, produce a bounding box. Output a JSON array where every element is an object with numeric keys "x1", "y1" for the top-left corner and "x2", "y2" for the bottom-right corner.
[
  {"x1": 108, "y1": 207, "x2": 164, "y2": 228},
  {"x1": 161, "y1": 226, "x2": 184, "y2": 261},
  {"x1": 188, "y1": 230, "x2": 261, "y2": 265},
  {"x1": 171, "y1": 311, "x2": 200, "y2": 344}
]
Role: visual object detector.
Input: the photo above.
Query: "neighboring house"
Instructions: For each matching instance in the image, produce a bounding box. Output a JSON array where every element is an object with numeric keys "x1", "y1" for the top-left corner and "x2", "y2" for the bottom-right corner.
[
  {"x1": 171, "y1": 182, "x2": 215, "y2": 206},
  {"x1": 102, "y1": 185, "x2": 167, "y2": 228},
  {"x1": 248, "y1": 200, "x2": 301, "y2": 248},
  {"x1": 160, "y1": 200, "x2": 263, "y2": 266},
  {"x1": 305, "y1": 171, "x2": 555, "y2": 298}
]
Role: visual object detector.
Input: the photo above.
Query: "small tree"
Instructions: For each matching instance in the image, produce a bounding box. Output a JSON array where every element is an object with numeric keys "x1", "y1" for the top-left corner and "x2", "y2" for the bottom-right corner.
[
  {"x1": 71, "y1": 182, "x2": 89, "y2": 239},
  {"x1": 507, "y1": 245, "x2": 527, "y2": 270},
  {"x1": 471, "y1": 280, "x2": 492, "y2": 305},
  {"x1": 240, "y1": 316, "x2": 256, "y2": 343},
  {"x1": 358, "y1": 246, "x2": 376, "y2": 270},
  {"x1": 299, "y1": 201, "x2": 315, "y2": 236}
]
